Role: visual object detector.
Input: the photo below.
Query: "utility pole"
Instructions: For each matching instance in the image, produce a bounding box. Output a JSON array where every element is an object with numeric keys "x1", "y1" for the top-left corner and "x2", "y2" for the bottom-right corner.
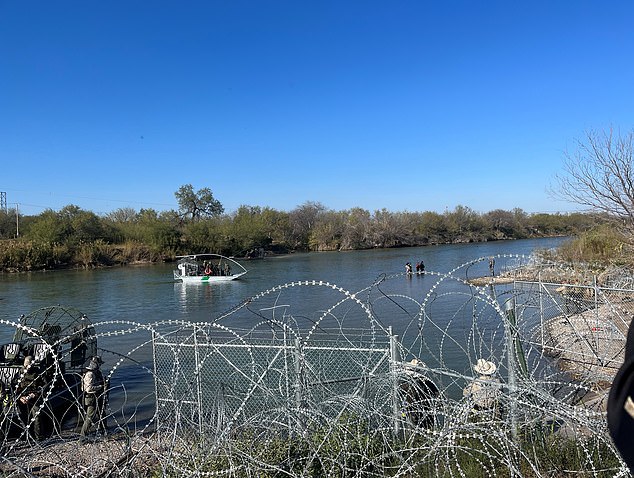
[
  {"x1": 16, "y1": 203, "x2": 19, "y2": 237},
  {"x1": 0, "y1": 192, "x2": 6, "y2": 213}
]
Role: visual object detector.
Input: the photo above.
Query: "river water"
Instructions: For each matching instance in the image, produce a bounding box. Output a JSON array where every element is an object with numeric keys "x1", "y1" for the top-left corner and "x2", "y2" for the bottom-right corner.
[
  {"x1": 0, "y1": 237, "x2": 567, "y2": 330},
  {"x1": 0, "y1": 237, "x2": 568, "y2": 428}
]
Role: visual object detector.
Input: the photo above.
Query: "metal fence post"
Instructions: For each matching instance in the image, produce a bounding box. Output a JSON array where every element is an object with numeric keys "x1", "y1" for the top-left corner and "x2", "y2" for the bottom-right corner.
[
  {"x1": 193, "y1": 326, "x2": 203, "y2": 435},
  {"x1": 539, "y1": 272, "x2": 545, "y2": 350},
  {"x1": 152, "y1": 329, "x2": 160, "y2": 432},
  {"x1": 294, "y1": 337, "x2": 303, "y2": 411},
  {"x1": 505, "y1": 297, "x2": 528, "y2": 441},
  {"x1": 594, "y1": 275, "x2": 599, "y2": 335},
  {"x1": 389, "y1": 326, "x2": 401, "y2": 437}
]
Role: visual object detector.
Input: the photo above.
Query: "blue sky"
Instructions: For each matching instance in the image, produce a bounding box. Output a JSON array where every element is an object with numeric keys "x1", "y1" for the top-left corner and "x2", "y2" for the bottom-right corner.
[{"x1": 2, "y1": 1, "x2": 633, "y2": 217}]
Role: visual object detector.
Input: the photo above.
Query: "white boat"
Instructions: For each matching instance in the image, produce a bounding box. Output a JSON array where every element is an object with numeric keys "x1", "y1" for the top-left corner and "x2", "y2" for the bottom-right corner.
[{"x1": 173, "y1": 254, "x2": 248, "y2": 284}]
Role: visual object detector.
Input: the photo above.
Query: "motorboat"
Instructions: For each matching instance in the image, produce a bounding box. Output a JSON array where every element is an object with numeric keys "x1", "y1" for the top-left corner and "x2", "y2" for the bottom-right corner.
[
  {"x1": 173, "y1": 253, "x2": 248, "y2": 284},
  {"x1": 0, "y1": 305, "x2": 98, "y2": 440}
]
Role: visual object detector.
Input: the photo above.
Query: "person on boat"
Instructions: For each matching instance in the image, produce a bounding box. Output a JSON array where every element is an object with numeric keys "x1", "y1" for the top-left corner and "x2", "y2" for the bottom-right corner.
[
  {"x1": 79, "y1": 356, "x2": 107, "y2": 441},
  {"x1": 0, "y1": 378, "x2": 7, "y2": 409},
  {"x1": 13, "y1": 355, "x2": 46, "y2": 440},
  {"x1": 204, "y1": 262, "x2": 212, "y2": 275},
  {"x1": 489, "y1": 257, "x2": 495, "y2": 276},
  {"x1": 0, "y1": 377, "x2": 9, "y2": 438},
  {"x1": 463, "y1": 358, "x2": 502, "y2": 411},
  {"x1": 419, "y1": 260, "x2": 425, "y2": 274},
  {"x1": 405, "y1": 262, "x2": 413, "y2": 275},
  {"x1": 224, "y1": 263, "x2": 231, "y2": 276}
]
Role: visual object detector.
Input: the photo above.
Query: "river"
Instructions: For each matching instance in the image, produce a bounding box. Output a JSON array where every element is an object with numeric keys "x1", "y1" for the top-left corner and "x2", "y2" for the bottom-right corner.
[{"x1": 0, "y1": 237, "x2": 569, "y2": 428}]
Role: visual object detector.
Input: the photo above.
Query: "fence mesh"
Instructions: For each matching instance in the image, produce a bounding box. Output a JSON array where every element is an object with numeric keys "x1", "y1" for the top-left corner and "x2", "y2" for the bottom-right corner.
[{"x1": 153, "y1": 324, "x2": 394, "y2": 438}]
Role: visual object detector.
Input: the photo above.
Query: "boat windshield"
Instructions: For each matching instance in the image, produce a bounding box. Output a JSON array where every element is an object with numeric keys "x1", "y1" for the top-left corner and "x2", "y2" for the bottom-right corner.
[{"x1": 12, "y1": 305, "x2": 97, "y2": 371}]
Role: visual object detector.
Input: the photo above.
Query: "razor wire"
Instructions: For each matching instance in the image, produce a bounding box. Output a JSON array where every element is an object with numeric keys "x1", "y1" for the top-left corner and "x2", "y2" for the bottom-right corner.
[{"x1": 0, "y1": 254, "x2": 631, "y2": 477}]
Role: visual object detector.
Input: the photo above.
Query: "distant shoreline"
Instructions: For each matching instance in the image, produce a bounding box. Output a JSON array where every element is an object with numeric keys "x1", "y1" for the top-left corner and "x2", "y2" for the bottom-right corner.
[{"x1": 0, "y1": 235, "x2": 569, "y2": 275}]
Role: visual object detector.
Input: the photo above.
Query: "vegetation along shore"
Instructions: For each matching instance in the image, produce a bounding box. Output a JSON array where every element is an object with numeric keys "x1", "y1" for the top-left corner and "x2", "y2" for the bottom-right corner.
[
  {"x1": 0, "y1": 183, "x2": 602, "y2": 273},
  {"x1": 8, "y1": 126, "x2": 634, "y2": 276}
]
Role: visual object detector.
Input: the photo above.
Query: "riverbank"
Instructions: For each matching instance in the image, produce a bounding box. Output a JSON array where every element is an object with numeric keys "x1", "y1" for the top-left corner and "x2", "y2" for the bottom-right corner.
[
  {"x1": 2, "y1": 430, "x2": 165, "y2": 476},
  {"x1": 0, "y1": 234, "x2": 571, "y2": 274},
  {"x1": 468, "y1": 261, "x2": 634, "y2": 416}
]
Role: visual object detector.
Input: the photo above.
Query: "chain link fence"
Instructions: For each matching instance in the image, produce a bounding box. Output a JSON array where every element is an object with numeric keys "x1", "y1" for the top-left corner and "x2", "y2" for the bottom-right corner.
[
  {"x1": 152, "y1": 324, "x2": 398, "y2": 439},
  {"x1": 515, "y1": 279, "x2": 633, "y2": 396}
]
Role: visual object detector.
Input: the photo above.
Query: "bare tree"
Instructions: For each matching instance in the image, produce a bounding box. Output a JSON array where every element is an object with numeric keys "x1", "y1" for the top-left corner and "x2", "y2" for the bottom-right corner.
[
  {"x1": 552, "y1": 128, "x2": 634, "y2": 228},
  {"x1": 105, "y1": 207, "x2": 138, "y2": 223}
]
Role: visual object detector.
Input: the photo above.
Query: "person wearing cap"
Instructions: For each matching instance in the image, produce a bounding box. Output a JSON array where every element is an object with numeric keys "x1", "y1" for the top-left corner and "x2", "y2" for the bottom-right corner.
[
  {"x1": 463, "y1": 358, "x2": 502, "y2": 411},
  {"x1": 12, "y1": 355, "x2": 46, "y2": 440},
  {"x1": 79, "y1": 356, "x2": 106, "y2": 440}
]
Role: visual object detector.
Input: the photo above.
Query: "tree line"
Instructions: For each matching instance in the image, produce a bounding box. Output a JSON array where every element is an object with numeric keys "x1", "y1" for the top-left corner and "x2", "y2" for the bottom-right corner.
[{"x1": 0, "y1": 184, "x2": 599, "y2": 272}]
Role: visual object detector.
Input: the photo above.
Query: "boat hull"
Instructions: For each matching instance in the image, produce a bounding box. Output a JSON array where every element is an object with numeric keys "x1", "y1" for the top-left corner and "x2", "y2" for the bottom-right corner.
[
  {"x1": 173, "y1": 254, "x2": 248, "y2": 284},
  {"x1": 174, "y1": 271, "x2": 247, "y2": 283}
]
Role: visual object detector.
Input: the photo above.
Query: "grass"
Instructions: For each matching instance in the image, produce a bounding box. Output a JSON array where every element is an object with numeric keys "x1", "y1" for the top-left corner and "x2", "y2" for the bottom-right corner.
[{"x1": 150, "y1": 418, "x2": 622, "y2": 477}]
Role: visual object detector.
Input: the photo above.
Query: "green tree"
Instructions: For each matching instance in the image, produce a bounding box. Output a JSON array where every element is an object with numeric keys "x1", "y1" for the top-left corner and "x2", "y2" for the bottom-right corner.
[
  {"x1": 183, "y1": 219, "x2": 224, "y2": 254},
  {"x1": 229, "y1": 205, "x2": 273, "y2": 253},
  {"x1": 310, "y1": 210, "x2": 345, "y2": 251},
  {"x1": 511, "y1": 208, "x2": 529, "y2": 238},
  {"x1": 67, "y1": 208, "x2": 105, "y2": 243},
  {"x1": 260, "y1": 207, "x2": 292, "y2": 249},
  {"x1": 26, "y1": 209, "x2": 72, "y2": 243},
  {"x1": 417, "y1": 211, "x2": 448, "y2": 244},
  {"x1": 0, "y1": 209, "x2": 18, "y2": 239},
  {"x1": 136, "y1": 208, "x2": 181, "y2": 251},
  {"x1": 175, "y1": 184, "x2": 224, "y2": 221},
  {"x1": 444, "y1": 206, "x2": 483, "y2": 240},
  {"x1": 341, "y1": 208, "x2": 371, "y2": 250}
]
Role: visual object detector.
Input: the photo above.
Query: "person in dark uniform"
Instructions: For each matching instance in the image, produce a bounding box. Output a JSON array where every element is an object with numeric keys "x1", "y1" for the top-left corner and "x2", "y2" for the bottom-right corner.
[
  {"x1": 608, "y1": 319, "x2": 634, "y2": 471},
  {"x1": 0, "y1": 377, "x2": 10, "y2": 442},
  {"x1": 400, "y1": 359, "x2": 439, "y2": 428},
  {"x1": 13, "y1": 355, "x2": 46, "y2": 440},
  {"x1": 79, "y1": 356, "x2": 107, "y2": 441}
]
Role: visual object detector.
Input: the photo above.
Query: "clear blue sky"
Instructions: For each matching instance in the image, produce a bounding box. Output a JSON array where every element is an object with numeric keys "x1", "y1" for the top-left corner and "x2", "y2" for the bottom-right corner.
[{"x1": 2, "y1": 1, "x2": 633, "y2": 217}]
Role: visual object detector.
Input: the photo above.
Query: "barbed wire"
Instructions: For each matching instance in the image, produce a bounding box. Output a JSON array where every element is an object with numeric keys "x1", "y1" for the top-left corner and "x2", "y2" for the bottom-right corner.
[{"x1": 0, "y1": 254, "x2": 630, "y2": 477}]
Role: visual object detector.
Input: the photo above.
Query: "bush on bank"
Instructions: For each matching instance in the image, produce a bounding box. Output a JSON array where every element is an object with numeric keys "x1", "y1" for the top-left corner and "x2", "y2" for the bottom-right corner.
[
  {"x1": 0, "y1": 204, "x2": 604, "y2": 273},
  {"x1": 546, "y1": 223, "x2": 634, "y2": 270},
  {"x1": 0, "y1": 239, "x2": 164, "y2": 272}
]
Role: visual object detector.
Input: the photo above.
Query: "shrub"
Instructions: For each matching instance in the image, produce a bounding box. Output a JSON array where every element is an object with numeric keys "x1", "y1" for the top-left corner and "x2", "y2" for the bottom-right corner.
[{"x1": 556, "y1": 224, "x2": 631, "y2": 266}]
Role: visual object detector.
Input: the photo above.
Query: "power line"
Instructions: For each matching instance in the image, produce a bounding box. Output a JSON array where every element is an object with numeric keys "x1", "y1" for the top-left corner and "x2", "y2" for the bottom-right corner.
[{"x1": 0, "y1": 188, "x2": 177, "y2": 209}]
